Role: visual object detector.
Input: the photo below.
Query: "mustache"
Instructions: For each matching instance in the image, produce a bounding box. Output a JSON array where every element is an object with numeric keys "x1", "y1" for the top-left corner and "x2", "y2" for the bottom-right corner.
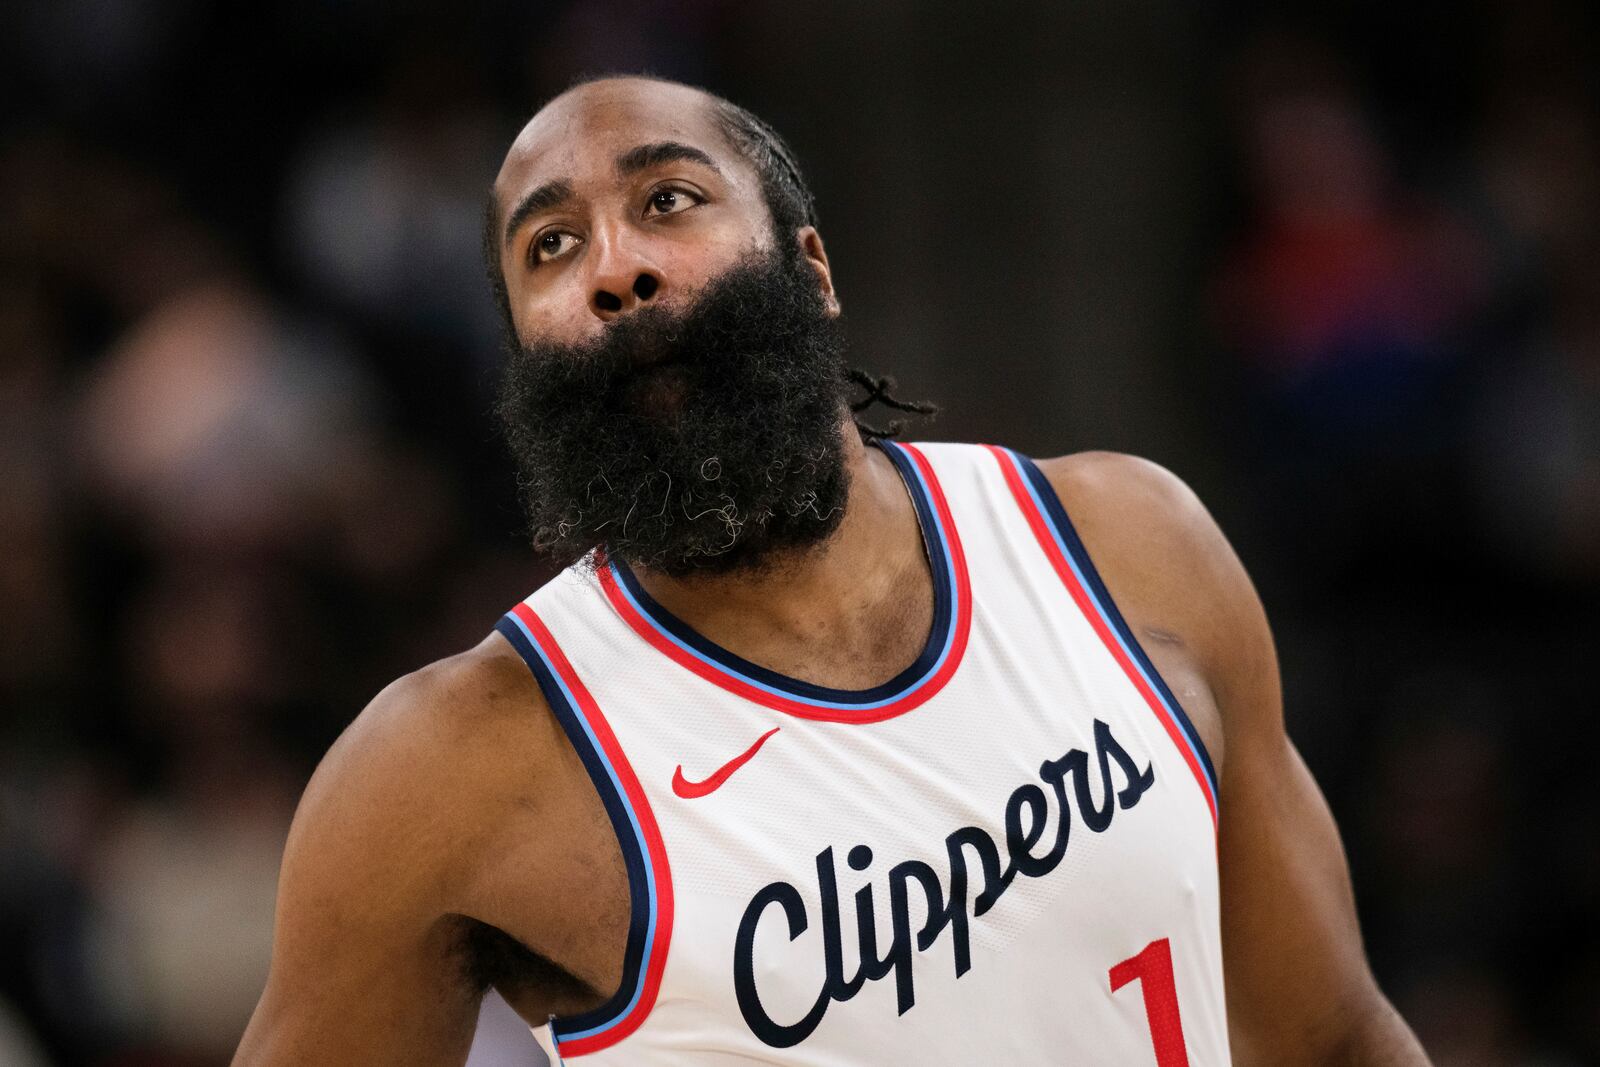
[
  {"x1": 510, "y1": 256, "x2": 838, "y2": 424},
  {"x1": 494, "y1": 238, "x2": 855, "y2": 576}
]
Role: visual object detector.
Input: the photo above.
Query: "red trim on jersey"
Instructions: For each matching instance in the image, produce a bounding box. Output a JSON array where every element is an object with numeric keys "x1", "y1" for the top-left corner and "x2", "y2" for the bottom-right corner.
[
  {"x1": 508, "y1": 602, "x2": 675, "y2": 1055},
  {"x1": 985, "y1": 445, "x2": 1219, "y2": 832},
  {"x1": 596, "y1": 442, "x2": 972, "y2": 724}
]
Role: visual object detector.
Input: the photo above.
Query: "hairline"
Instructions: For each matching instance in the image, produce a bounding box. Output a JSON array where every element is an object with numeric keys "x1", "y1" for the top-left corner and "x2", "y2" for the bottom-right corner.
[{"x1": 488, "y1": 78, "x2": 784, "y2": 238}]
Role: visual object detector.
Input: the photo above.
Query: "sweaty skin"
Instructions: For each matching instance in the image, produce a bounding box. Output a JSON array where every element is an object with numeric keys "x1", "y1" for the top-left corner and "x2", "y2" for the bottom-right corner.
[{"x1": 232, "y1": 78, "x2": 1430, "y2": 1066}]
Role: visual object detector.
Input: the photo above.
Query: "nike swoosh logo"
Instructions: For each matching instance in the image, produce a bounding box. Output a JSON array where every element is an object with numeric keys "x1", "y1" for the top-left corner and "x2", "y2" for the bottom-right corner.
[{"x1": 672, "y1": 727, "x2": 781, "y2": 799}]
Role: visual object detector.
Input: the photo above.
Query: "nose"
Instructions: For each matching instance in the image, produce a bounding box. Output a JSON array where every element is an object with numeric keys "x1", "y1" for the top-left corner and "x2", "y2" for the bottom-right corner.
[{"x1": 587, "y1": 222, "x2": 663, "y2": 321}]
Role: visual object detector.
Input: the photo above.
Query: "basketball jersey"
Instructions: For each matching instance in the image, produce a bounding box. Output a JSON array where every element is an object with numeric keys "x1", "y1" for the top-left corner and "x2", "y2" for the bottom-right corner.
[{"x1": 493, "y1": 441, "x2": 1229, "y2": 1065}]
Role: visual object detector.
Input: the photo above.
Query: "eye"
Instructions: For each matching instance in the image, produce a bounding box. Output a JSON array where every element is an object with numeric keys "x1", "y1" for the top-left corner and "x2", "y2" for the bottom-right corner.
[
  {"x1": 645, "y1": 185, "x2": 703, "y2": 218},
  {"x1": 530, "y1": 229, "x2": 582, "y2": 266}
]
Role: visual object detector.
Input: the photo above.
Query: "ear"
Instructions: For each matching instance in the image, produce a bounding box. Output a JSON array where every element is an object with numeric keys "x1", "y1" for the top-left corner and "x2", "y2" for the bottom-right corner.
[{"x1": 795, "y1": 225, "x2": 841, "y2": 317}]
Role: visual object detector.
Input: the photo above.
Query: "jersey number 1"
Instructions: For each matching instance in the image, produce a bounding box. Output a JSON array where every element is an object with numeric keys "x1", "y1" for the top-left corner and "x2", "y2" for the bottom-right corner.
[{"x1": 1109, "y1": 937, "x2": 1191, "y2": 1067}]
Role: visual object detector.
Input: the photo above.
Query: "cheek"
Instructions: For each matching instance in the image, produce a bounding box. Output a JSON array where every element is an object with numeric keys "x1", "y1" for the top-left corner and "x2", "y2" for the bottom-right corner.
[
  {"x1": 659, "y1": 228, "x2": 768, "y2": 294},
  {"x1": 515, "y1": 276, "x2": 603, "y2": 346}
]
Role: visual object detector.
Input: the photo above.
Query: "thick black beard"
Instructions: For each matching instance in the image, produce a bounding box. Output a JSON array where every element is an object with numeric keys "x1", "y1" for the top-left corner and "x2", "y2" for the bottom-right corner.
[{"x1": 494, "y1": 238, "x2": 853, "y2": 578}]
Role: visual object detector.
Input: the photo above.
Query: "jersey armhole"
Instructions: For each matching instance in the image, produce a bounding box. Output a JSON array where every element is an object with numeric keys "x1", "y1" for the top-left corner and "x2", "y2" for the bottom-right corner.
[
  {"x1": 983, "y1": 446, "x2": 1221, "y2": 822},
  {"x1": 492, "y1": 604, "x2": 674, "y2": 1055}
]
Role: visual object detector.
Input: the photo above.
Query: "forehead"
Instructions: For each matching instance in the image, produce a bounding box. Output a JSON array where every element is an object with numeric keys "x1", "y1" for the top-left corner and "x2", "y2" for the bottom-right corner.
[{"x1": 494, "y1": 79, "x2": 744, "y2": 209}]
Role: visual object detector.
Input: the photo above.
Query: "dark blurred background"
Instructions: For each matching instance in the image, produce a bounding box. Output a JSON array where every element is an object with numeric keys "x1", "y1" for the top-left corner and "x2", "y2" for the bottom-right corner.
[{"x1": 2, "y1": 1, "x2": 1597, "y2": 1064}]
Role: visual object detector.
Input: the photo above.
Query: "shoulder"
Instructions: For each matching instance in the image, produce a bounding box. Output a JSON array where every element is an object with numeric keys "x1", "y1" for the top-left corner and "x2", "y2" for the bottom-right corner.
[
  {"x1": 1030, "y1": 450, "x2": 1235, "y2": 609},
  {"x1": 284, "y1": 632, "x2": 567, "y2": 918},
  {"x1": 311, "y1": 633, "x2": 555, "y2": 812},
  {"x1": 1031, "y1": 450, "x2": 1210, "y2": 544},
  {"x1": 1029, "y1": 451, "x2": 1280, "y2": 746}
]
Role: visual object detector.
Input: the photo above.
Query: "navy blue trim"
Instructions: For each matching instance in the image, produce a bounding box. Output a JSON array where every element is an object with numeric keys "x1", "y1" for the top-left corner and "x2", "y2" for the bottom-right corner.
[
  {"x1": 1014, "y1": 455, "x2": 1221, "y2": 794},
  {"x1": 606, "y1": 440, "x2": 955, "y2": 706},
  {"x1": 493, "y1": 615, "x2": 651, "y2": 1040}
]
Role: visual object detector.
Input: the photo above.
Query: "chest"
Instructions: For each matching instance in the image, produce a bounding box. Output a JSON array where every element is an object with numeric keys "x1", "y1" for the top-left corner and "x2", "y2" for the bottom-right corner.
[{"x1": 555, "y1": 590, "x2": 1222, "y2": 1055}]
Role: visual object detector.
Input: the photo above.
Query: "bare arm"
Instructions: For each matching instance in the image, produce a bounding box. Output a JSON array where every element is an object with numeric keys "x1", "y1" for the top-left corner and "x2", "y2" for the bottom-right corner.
[
  {"x1": 232, "y1": 665, "x2": 484, "y2": 1066},
  {"x1": 1204, "y1": 552, "x2": 1429, "y2": 1065},
  {"x1": 232, "y1": 641, "x2": 574, "y2": 1066},
  {"x1": 1041, "y1": 453, "x2": 1429, "y2": 1066}
]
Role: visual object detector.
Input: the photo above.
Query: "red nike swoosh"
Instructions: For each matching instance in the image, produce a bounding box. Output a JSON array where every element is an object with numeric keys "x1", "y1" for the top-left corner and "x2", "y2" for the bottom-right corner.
[{"x1": 672, "y1": 727, "x2": 781, "y2": 799}]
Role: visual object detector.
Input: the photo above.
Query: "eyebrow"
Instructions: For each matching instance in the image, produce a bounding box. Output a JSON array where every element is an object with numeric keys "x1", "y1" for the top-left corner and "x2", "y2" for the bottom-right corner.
[
  {"x1": 501, "y1": 179, "x2": 575, "y2": 251},
  {"x1": 615, "y1": 140, "x2": 720, "y2": 177},
  {"x1": 501, "y1": 141, "x2": 722, "y2": 250}
]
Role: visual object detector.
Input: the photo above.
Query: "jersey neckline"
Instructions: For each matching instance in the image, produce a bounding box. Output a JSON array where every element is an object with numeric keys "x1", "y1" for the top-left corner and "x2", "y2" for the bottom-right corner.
[{"x1": 596, "y1": 440, "x2": 972, "y2": 723}]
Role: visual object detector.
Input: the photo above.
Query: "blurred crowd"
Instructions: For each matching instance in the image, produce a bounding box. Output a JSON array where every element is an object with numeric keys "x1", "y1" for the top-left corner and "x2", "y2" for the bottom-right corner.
[
  {"x1": 1, "y1": 1, "x2": 1596, "y2": 1065},
  {"x1": 1208, "y1": 8, "x2": 1600, "y2": 1064}
]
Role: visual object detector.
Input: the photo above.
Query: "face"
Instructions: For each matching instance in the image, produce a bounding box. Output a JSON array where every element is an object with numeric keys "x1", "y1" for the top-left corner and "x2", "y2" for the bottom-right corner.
[
  {"x1": 491, "y1": 79, "x2": 855, "y2": 576},
  {"x1": 492, "y1": 77, "x2": 837, "y2": 346}
]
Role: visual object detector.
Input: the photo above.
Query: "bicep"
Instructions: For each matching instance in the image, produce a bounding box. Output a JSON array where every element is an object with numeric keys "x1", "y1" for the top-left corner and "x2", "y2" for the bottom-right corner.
[
  {"x1": 233, "y1": 712, "x2": 485, "y2": 1064},
  {"x1": 235, "y1": 856, "x2": 482, "y2": 1066},
  {"x1": 1218, "y1": 718, "x2": 1378, "y2": 1061},
  {"x1": 1209, "y1": 544, "x2": 1418, "y2": 1061}
]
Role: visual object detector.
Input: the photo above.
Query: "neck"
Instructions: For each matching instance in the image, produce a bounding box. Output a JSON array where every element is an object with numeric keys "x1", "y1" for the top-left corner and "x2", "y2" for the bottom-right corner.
[{"x1": 628, "y1": 423, "x2": 934, "y2": 689}]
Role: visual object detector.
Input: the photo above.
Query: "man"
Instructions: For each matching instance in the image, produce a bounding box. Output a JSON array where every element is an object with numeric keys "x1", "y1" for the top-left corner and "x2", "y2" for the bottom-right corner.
[{"x1": 234, "y1": 75, "x2": 1430, "y2": 1064}]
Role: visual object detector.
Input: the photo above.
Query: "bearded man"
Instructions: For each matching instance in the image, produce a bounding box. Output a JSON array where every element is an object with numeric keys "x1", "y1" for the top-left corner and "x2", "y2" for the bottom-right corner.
[{"x1": 234, "y1": 75, "x2": 1430, "y2": 1065}]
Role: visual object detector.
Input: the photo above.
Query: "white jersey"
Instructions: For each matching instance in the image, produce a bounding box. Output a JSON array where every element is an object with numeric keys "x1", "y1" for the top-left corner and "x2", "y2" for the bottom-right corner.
[{"x1": 494, "y1": 441, "x2": 1228, "y2": 1065}]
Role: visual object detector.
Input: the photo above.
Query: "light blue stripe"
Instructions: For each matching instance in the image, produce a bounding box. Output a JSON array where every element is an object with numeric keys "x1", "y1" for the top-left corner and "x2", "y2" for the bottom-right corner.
[
  {"x1": 610, "y1": 452, "x2": 961, "y2": 711},
  {"x1": 1004, "y1": 449, "x2": 1220, "y2": 809},
  {"x1": 507, "y1": 612, "x2": 657, "y2": 1041}
]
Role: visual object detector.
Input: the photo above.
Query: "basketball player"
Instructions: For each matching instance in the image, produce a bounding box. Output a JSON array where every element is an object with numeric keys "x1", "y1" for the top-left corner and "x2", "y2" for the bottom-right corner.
[{"x1": 233, "y1": 76, "x2": 1430, "y2": 1064}]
